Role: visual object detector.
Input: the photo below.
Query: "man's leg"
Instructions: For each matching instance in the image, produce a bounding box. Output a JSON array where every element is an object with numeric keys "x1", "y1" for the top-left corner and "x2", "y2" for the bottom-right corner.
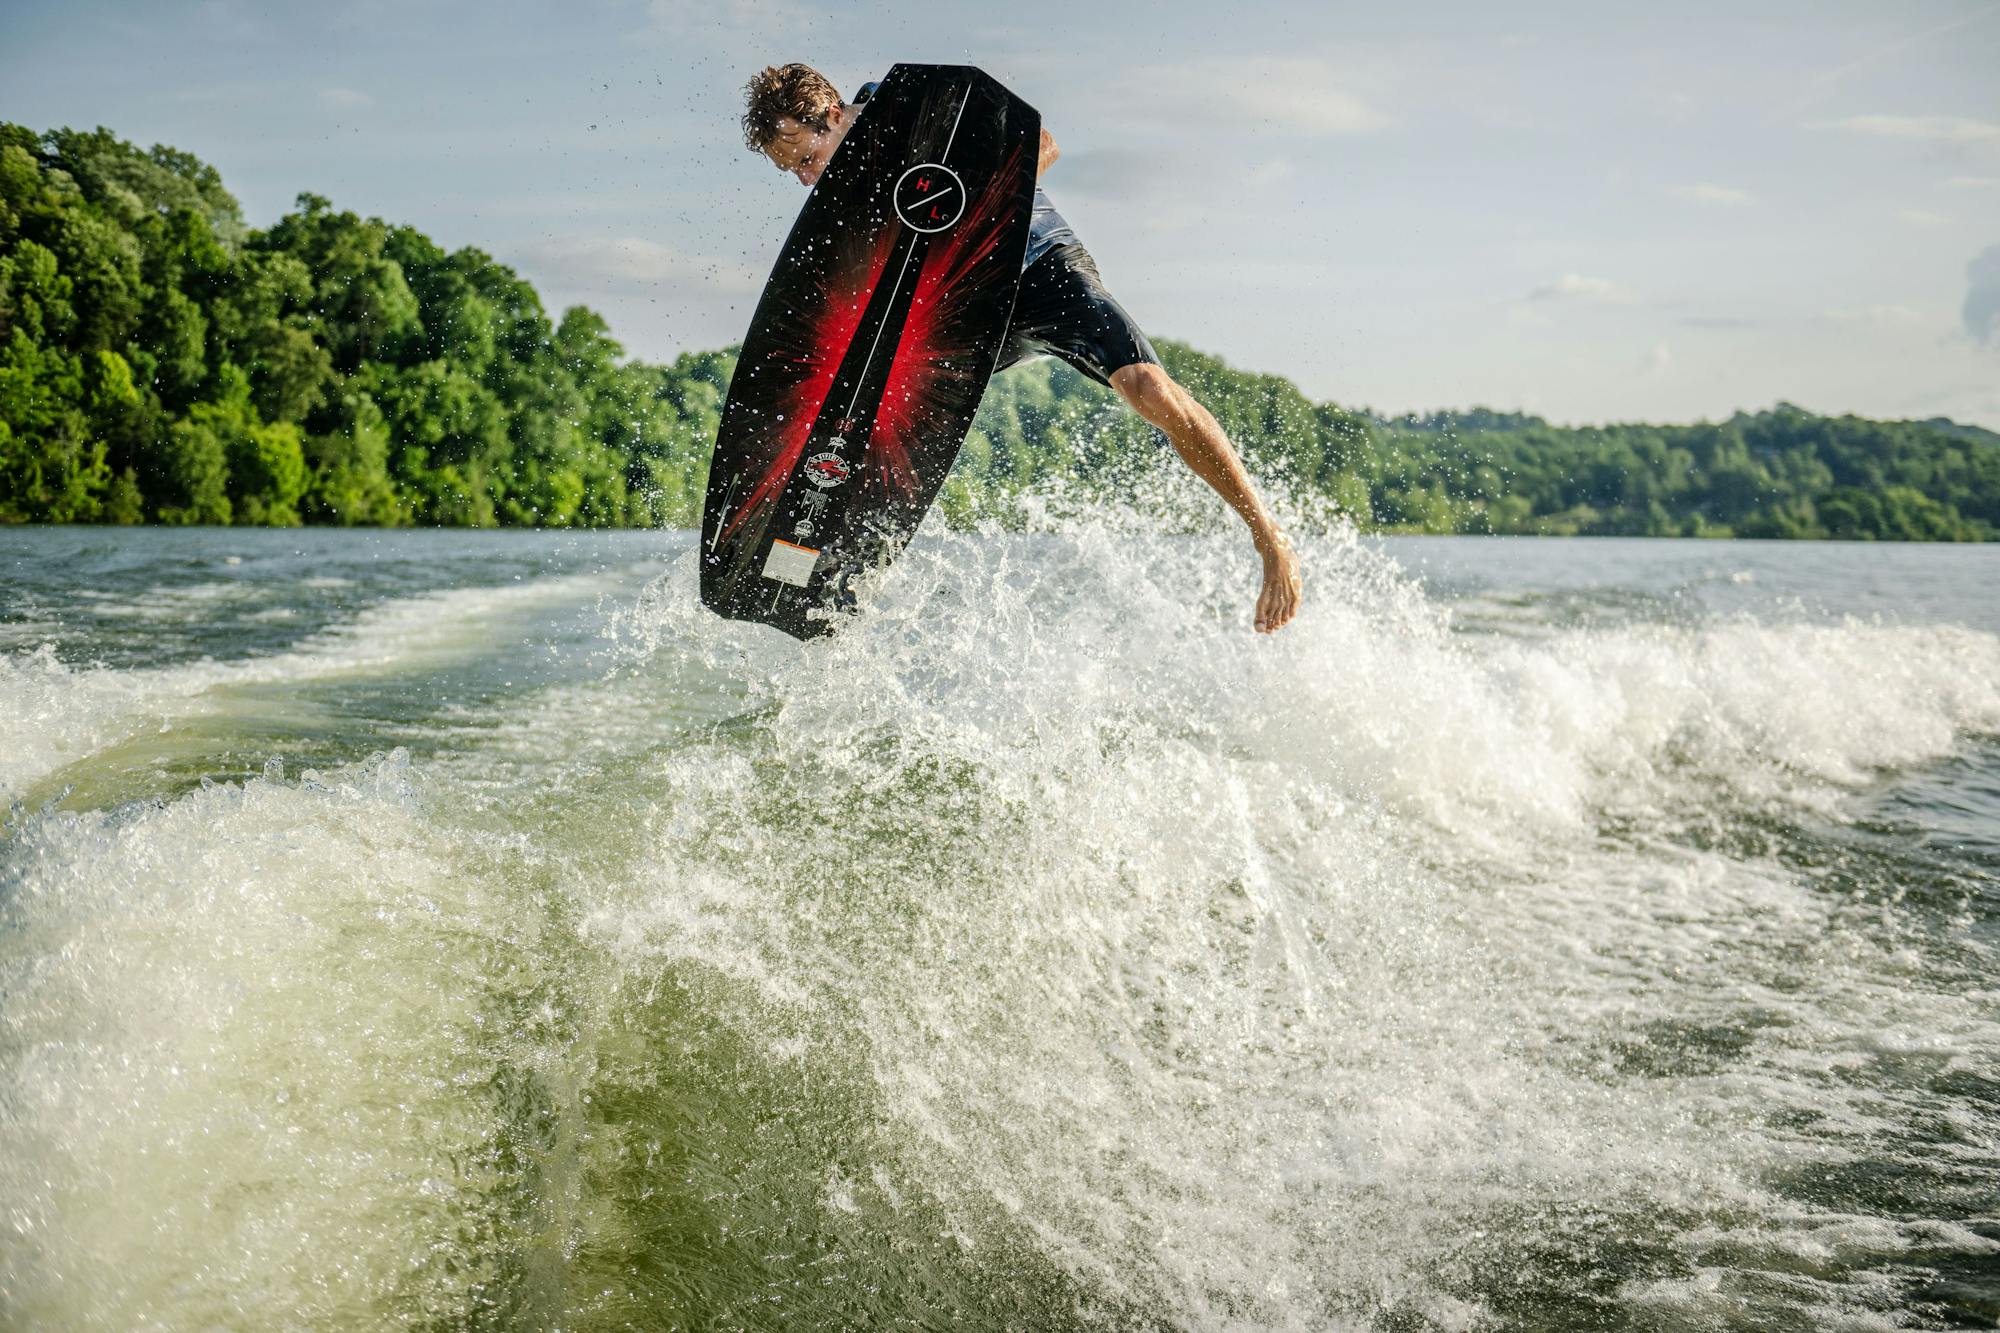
[{"x1": 1110, "y1": 362, "x2": 1302, "y2": 634}]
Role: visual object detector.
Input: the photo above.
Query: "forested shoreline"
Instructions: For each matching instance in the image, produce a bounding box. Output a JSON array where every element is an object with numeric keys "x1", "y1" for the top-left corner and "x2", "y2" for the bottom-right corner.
[{"x1": 3, "y1": 124, "x2": 1996, "y2": 539}]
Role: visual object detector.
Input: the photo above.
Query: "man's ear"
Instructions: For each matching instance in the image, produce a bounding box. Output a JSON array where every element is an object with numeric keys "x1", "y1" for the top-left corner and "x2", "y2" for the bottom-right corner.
[{"x1": 828, "y1": 103, "x2": 849, "y2": 129}]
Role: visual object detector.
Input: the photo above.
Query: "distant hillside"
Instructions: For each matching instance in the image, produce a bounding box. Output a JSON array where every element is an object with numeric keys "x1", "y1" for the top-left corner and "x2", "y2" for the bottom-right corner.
[
  {"x1": 1918, "y1": 417, "x2": 2000, "y2": 450},
  {"x1": 3, "y1": 123, "x2": 1994, "y2": 540},
  {"x1": 963, "y1": 358, "x2": 1997, "y2": 540}
]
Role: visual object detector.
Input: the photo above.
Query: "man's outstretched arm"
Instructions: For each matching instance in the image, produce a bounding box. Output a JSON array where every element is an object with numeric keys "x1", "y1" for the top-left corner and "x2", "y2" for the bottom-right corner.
[{"x1": 1110, "y1": 363, "x2": 1303, "y2": 633}]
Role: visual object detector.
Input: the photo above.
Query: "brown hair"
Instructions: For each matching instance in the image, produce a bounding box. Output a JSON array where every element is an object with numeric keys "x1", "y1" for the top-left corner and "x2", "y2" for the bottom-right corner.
[{"x1": 741, "y1": 64, "x2": 842, "y2": 152}]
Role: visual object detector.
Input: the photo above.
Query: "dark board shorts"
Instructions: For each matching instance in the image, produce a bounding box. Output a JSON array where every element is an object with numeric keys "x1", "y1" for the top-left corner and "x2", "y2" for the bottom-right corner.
[{"x1": 995, "y1": 242, "x2": 1161, "y2": 389}]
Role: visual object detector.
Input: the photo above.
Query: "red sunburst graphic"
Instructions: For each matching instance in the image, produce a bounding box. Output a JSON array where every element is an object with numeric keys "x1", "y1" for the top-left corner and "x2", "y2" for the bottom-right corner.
[
  {"x1": 869, "y1": 144, "x2": 1029, "y2": 496},
  {"x1": 721, "y1": 226, "x2": 898, "y2": 544}
]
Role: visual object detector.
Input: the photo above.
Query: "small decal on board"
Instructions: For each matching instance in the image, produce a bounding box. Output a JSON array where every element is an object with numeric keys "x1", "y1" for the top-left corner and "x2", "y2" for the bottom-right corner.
[
  {"x1": 794, "y1": 490, "x2": 830, "y2": 538},
  {"x1": 894, "y1": 163, "x2": 966, "y2": 233},
  {"x1": 804, "y1": 451, "x2": 852, "y2": 489},
  {"x1": 763, "y1": 538, "x2": 820, "y2": 586}
]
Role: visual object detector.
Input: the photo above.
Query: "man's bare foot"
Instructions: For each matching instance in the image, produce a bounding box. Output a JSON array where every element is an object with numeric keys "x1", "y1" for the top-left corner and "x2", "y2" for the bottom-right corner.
[{"x1": 1255, "y1": 537, "x2": 1302, "y2": 633}]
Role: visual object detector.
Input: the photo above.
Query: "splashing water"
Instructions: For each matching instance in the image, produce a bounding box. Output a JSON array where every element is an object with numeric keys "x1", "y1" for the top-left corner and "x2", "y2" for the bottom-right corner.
[{"x1": 2, "y1": 514, "x2": 1996, "y2": 1329}]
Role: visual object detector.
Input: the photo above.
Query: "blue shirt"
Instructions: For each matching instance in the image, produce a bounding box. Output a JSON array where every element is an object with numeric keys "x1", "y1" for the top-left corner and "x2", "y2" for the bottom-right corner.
[
  {"x1": 1025, "y1": 188, "x2": 1077, "y2": 269},
  {"x1": 854, "y1": 80, "x2": 1074, "y2": 271}
]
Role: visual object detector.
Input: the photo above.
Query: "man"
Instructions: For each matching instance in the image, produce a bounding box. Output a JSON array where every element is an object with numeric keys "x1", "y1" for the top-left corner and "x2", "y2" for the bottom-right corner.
[{"x1": 740, "y1": 64, "x2": 1301, "y2": 634}]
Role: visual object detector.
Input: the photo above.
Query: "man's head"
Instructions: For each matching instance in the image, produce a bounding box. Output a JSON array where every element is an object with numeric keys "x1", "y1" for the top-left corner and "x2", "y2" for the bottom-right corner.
[{"x1": 741, "y1": 63, "x2": 854, "y2": 187}]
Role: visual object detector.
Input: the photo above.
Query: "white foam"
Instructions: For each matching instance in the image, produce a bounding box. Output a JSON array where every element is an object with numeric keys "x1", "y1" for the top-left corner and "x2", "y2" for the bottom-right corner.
[
  {"x1": 588, "y1": 500, "x2": 2000, "y2": 1326},
  {"x1": 0, "y1": 753, "x2": 534, "y2": 1326},
  {"x1": 0, "y1": 568, "x2": 638, "y2": 805},
  {"x1": 5, "y1": 506, "x2": 1996, "y2": 1327}
]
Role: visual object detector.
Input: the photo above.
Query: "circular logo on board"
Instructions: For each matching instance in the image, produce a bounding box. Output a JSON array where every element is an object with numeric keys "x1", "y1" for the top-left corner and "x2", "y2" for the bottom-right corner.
[
  {"x1": 893, "y1": 163, "x2": 965, "y2": 233},
  {"x1": 803, "y1": 451, "x2": 852, "y2": 489}
]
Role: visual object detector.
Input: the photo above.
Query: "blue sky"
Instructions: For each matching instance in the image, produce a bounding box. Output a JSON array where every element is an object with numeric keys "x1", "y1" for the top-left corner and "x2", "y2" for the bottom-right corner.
[{"x1": 5, "y1": 0, "x2": 1998, "y2": 427}]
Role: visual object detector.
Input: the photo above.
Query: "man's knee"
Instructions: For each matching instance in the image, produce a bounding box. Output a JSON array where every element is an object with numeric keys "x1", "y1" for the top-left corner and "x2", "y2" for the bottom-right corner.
[{"x1": 1111, "y1": 362, "x2": 1183, "y2": 426}]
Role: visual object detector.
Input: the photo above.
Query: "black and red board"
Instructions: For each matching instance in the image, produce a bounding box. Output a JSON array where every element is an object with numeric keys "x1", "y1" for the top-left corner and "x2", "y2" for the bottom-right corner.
[{"x1": 700, "y1": 64, "x2": 1040, "y2": 638}]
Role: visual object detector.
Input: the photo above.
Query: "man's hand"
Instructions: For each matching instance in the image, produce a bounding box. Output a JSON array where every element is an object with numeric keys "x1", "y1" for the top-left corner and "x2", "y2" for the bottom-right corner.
[
  {"x1": 1037, "y1": 128, "x2": 1059, "y2": 179},
  {"x1": 1255, "y1": 532, "x2": 1302, "y2": 634}
]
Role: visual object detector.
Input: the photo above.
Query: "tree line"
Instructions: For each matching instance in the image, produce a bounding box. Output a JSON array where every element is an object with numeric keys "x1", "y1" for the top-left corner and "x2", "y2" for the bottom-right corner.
[
  {"x1": 970, "y1": 351, "x2": 2000, "y2": 540},
  {"x1": 3, "y1": 123, "x2": 1995, "y2": 540}
]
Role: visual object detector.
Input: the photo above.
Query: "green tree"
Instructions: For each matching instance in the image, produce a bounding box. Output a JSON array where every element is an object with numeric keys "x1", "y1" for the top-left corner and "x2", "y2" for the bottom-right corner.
[
  {"x1": 305, "y1": 390, "x2": 402, "y2": 525},
  {"x1": 157, "y1": 414, "x2": 230, "y2": 524}
]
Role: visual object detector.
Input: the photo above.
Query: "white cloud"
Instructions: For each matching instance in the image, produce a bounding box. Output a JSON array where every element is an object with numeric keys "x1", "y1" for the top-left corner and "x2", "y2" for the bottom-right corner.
[
  {"x1": 320, "y1": 87, "x2": 372, "y2": 108},
  {"x1": 1943, "y1": 176, "x2": 1998, "y2": 190},
  {"x1": 1527, "y1": 273, "x2": 1628, "y2": 303},
  {"x1": 1821, "y1": 305, "x2": 1925, "y2": 325},
  {"x1": 1473, "y1": 104, "x2": 1550, "y2": 132},
  {"x1": 1221, "y1": 82, "x2": 1390, "y2": 137},
  {"x1": 1242, "y1": 159, "x2": 1300, "y2": 189},
  {"x1": 1047, "y1": 147, "x2": 1212, "y2": 233},
  {"x1": 475, "y1": 189, "x2": 700, "y2": 220},
  {"x1": 1823, "y1": 114, "x2": 2000, "y2": 145},
  {"x1": 1671, "y1": 182, "x2": 1753, "y2": 206},
  {"x1": 1104, "y1": 57, "x2": 1394, "y2": 139},
  {"x1": 1897, "y1": 209, "x2": 1952, "y2": 227},
  {"x1": 1050, "y1": 147, "x2": 1175, "y2": 200},
  {"x1": 1051, "y1": 146, "x2": 1265, "y2": 233},
  {"x1": 1773, "y1": 8, "x2": 1998, "y2": 120},
  {"x1": 644, "y1": 0, "x2": 817, "y2": 36},
  {"x1": 511, "y1": 235, "x2": 760, "y2": 294},
  {"x1": 1642, "y1": 342, "x2": 1673, "y2": 377}
]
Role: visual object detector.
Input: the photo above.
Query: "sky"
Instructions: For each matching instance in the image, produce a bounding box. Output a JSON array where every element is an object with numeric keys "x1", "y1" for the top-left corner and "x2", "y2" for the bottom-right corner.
[{"x1": 4, "y1": 0, "x2": 1999, "y2": 428}]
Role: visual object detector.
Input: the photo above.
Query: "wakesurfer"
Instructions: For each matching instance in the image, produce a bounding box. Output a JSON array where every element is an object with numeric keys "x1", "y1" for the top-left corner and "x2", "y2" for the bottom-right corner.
[{"x1": 740, "y1": 63, "x2": 1303, "y2": 634}]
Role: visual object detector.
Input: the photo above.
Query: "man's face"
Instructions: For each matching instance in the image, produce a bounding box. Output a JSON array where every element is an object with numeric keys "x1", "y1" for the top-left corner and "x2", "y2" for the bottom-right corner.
[{"x1": 762, "y1": 105, "x2": 851, "y2": 187}]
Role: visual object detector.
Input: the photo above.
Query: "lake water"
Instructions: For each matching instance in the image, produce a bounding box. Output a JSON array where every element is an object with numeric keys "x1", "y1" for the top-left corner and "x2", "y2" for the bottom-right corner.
[{"x1": 2, "y1": 519, "x2": 1997, "y2": 1330}]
